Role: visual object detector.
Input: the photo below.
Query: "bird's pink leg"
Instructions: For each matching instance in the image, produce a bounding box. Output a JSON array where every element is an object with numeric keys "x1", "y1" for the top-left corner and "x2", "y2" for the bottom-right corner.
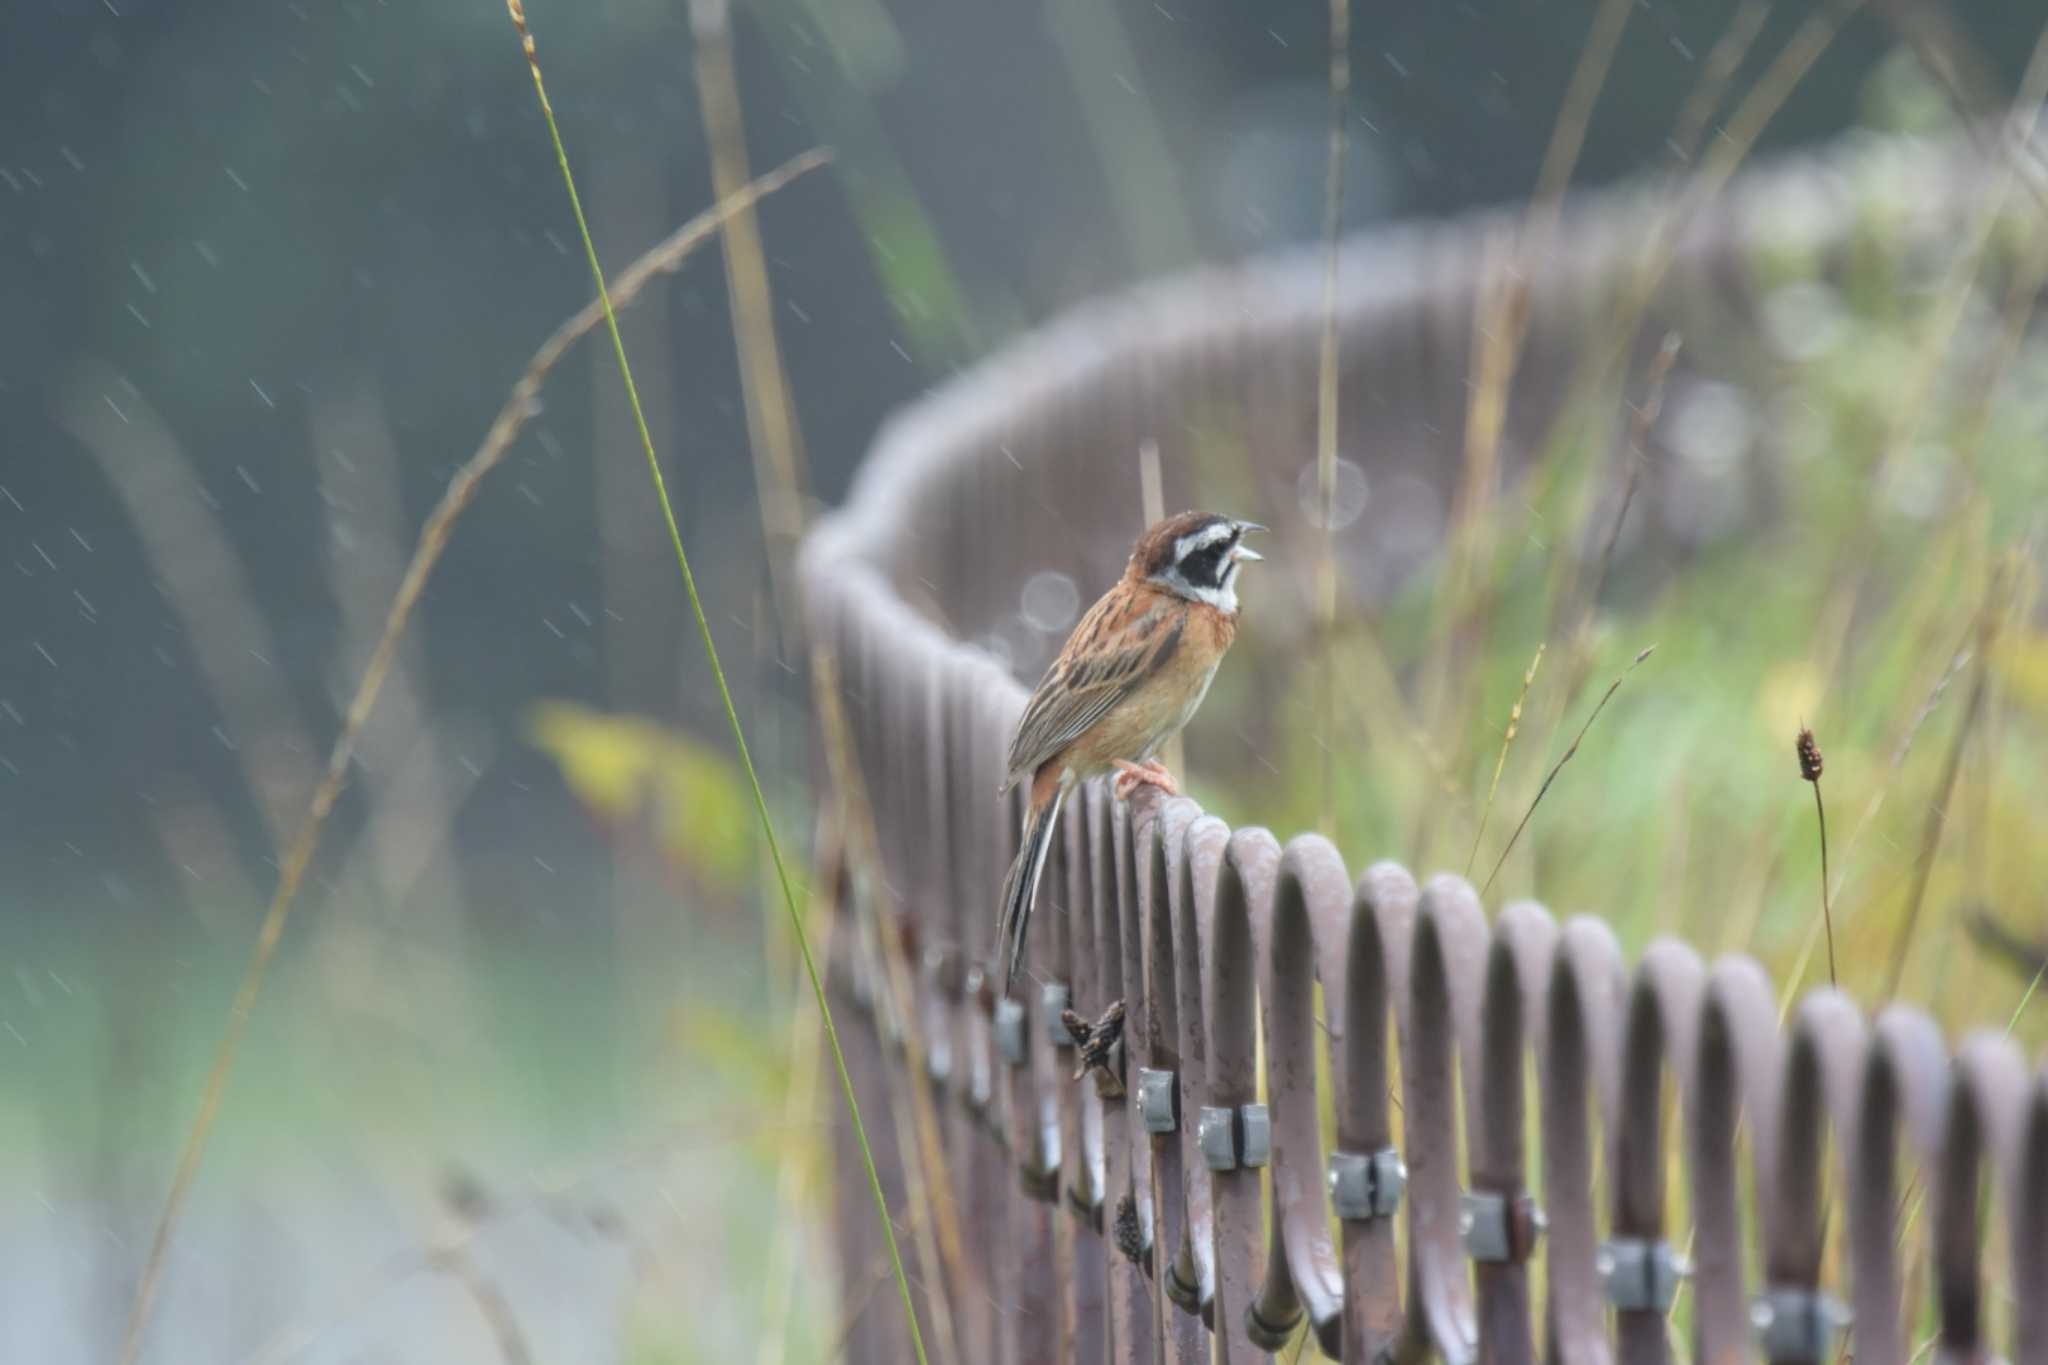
[{"x1": 1112, "y1": 758, "x2": 1180, "y2": 800}]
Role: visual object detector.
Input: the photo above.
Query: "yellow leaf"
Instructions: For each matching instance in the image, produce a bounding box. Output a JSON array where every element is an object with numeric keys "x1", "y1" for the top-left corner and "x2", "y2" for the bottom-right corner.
[{"x1": 528, "y1": 701, "x2": 752, "y2": 889}]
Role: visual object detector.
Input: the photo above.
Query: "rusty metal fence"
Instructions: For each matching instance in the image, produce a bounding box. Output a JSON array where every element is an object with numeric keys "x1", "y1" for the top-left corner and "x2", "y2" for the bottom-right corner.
[{"x1": 797, "y1": 133, "x2": 2048, "y2": 1365}]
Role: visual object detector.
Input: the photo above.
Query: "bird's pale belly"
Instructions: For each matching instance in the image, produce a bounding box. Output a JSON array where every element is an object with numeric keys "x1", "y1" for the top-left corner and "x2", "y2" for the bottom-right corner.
[{"x1": 1063, "y1": 657, "x2": 1220, "y2": 777}]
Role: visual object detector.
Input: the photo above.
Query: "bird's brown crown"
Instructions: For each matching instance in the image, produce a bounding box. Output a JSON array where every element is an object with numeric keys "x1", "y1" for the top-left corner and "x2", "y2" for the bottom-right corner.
[{"x1": 1131, "y1": 511, "x2": 1233, "y2": 578}]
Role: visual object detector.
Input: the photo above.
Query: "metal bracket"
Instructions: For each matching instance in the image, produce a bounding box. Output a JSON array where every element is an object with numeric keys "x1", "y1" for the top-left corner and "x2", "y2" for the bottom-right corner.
[
  {"x1": 994, "y1": 997, "x2": 1028, "y2": 1068},
  {"x1": 1018, "y1": 1099, "x2": 1062, "y2": 1201},
  {"x1": 1751, "y1": 1287, "x2": 1850, "y2": 1363},
  {"x1": 1164, "y1": 1250, "x2": 1203, "y2": 1315},
  {"x1": 1599, "y1": 1238, "x2": 1689, "y2": 1312},
  {"x1": 1327, "y1": 1147, "x2": 1407, "y2": 1220},
  {"x1": 1460, "y1": 1190, "x2": 1546, "y2": 1263},
  {"x1": 1042, "y1": 981, "x2": 1072, "y2": 1045},
  {"x1": 1197, "y1": 1103, "x2": 1271, "y2": 1171},
  {"x1": 1244, "y1": 1300, "x2": 1303, "y2": 1352},
  {"x1": 1137, "y1": 1068, "x2": 1180, "y2": 1134}
]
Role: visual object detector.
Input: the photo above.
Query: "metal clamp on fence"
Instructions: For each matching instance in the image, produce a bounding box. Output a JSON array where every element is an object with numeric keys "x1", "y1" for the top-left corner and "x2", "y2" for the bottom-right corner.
[
  {"x1": 993, "y1": 997, "x2": 1028, "y2": 1069},
  {"x1": 1164, "y1": 1247, "x2": 1203, "y2": 1316},
  {"x1": 1599, "y1": 1238, "x2": 1689, "y2": 1312},
  {"x1": 1042, "y1": 982, "x2": 1071, "y2": 1045},
  {"x1": 924, "y1": 1033, "x2": 951, "y2": 1088},
  {"x1": 1137, "y1": 1068, "x2": 1179, "y2": 1134},
  {"x1": 1197, "y1": 1103, "x2": 1271, "y2": 1171},
  {"x1": 1019, "y1": 1100, "x2": 1062, "y2": 1202},
  {"x1": 1327, "y1": 1147, "x2": 1406, "y2": 1220},
  {"x1": 1067, "y1": 1179, "x2": 1104, "y2": 1229},
  {"x1": 1460, "y1": 1190, "x2": 1546, "y2": 1263},
  {"x1": 1244, "y1": 1299, "x2": 1304, "y2": 1352},
  {"x1": 1751, "y1": 1287, "x2": 1850, "y2": 1363},
  {"x1": 966, "y1": 1050, "x2": 992, "y2": 1115}
]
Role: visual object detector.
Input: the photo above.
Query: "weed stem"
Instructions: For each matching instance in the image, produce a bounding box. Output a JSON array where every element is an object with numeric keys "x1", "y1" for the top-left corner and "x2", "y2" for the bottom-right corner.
[{"x1": 504, "y1": 4, "x2": 927, "y2": 1361}]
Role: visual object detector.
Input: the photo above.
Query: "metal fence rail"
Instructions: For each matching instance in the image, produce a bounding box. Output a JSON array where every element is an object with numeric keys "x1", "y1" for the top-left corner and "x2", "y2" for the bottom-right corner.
[{"x1": 797, "y1": 132, "x2": 2048, "y2": 1365}]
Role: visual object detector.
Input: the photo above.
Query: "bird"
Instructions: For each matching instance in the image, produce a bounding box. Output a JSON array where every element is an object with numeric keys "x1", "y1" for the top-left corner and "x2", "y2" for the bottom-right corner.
[{"x1": 995, "y1": 510, "x2": 1263, "y2": 994}]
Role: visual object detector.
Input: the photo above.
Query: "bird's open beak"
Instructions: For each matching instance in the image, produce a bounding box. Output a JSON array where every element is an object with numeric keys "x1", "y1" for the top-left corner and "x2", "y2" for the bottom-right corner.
[
  {"x1": 1233, "y1": 521, "x2": 1265, "y2": 560},
  {"x1": 1234, "y1": 545, "x2": 1263, "y2": 561}
]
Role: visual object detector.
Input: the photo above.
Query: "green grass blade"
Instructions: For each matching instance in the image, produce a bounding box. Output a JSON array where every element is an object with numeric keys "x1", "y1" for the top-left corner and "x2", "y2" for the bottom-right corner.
[{"x1": 503, "y1": 5, "x2": 928, "y2": 1361}]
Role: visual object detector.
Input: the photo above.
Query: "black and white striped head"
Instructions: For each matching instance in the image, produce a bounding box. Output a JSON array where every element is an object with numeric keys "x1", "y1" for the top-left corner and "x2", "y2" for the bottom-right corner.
[{"x1": 1132, "y1": 511, "x2": 1264, "y2": 614}]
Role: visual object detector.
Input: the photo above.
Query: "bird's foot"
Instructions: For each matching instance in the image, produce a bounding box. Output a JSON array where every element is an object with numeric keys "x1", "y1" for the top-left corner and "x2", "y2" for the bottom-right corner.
[{"x1": 1112, "y1": 759, "x2": 1179, "y2": 801}]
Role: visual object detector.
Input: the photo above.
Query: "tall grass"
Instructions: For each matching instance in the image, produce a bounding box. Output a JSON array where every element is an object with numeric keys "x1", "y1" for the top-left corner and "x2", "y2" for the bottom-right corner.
[
  {"x1": 112, "y1": 143, "x2": 830, "y2": 1365},
  {"x1": 501, "y1": 4, "x2": 929, "y2": 1362}
]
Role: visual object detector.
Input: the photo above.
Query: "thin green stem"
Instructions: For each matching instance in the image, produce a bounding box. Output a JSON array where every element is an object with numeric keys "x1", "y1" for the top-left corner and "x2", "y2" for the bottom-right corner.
[{"x1": 505, "y1": 6, "x2": 927, "y2": 1361}]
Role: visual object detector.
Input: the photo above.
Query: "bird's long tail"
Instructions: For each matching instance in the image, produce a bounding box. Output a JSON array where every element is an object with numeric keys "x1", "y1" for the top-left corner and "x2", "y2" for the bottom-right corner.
[{"x1": 997, "y1": 783, "x2": 1067, "y2": 996}]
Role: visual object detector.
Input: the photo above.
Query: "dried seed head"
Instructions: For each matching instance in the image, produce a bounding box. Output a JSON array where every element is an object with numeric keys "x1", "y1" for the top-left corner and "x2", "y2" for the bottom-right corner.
[{"x1": 1796, "y1": 727, "x2": 1824, "y2": 783}]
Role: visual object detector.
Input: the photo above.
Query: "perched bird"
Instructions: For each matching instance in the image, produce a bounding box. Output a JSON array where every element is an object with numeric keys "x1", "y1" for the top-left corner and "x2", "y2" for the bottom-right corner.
[{"x1": 996, "y1": 510, "x2": 1262, "y2": 994}]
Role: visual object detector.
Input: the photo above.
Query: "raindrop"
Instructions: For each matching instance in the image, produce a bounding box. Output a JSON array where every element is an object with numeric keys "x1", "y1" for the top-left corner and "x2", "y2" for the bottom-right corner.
[
  {"x1": 1021, "y1": 571, "x2": 1081, "y2": 633},
  {"x1": 1883, "y1": 445, "x2": 1949, "y2": 521},
  {"x1": 1295, "y1": 456, "x2": 1370, "y2": 530},
  {"x1": 1667, "y1": 381, "x2": 1753, "y2": 475},
  {"x1": 1760, "y1": 281, "x2": 1846, "y2": 361}
]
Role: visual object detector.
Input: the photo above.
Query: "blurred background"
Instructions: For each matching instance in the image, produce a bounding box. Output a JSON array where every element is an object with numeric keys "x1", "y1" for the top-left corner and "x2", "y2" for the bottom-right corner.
[{"x1": 4, "y1": 0, "x2": 2047, "y2": 1360}]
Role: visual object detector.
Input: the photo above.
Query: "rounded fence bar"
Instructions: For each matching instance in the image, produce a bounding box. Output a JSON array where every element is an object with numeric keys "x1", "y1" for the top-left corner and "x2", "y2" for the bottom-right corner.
[
  {"x1": 1061, "y1": 780, "x2": 1110, "y2": 1364},
  {"x1": 1340, "y1": 863, "x2": 1420, "y2": 1365},
  {"x1": 1179, "y1": 812, "x2": 1234, "y2": 1333},
  {"x1": 1135, "y1": 793, "x2": 1213, "y2": 1364},
  {"x1": 1472, "y1": 900, "x2": 1561, "y2": 1365},
  {"x1": 1691, "y1": 958, "x2": 1782, "y2": 1365},
  {"x1": 1612, "y1": 939, "x2": 1705, "y2": 1365},
  {"x1": 1937, "y1": 1032, "x2": 2029, "y2": 1365},
  {"x1": 1540, "y1": 917, "x2": 1625, "y2": 1365},
  {"x1": 1097, "y1": 791, "x2": 1158, "y2": 1360},
  {"x1": 1819, "y1": 1002, "x2": 1947, "y2": 1365},
  {"x1": 1400, "y1": 874, "x2": 1491, "y2": 1365},
  {"x1": 2017, "y1": 1069, "x2": 2048, "y2": 1365},
  {"x1": 1763, "y1": 992, "x2": 1866, "y2": 1365},
  {"x1": 1209, "y1": 829, "x2": 1282, "y2": 1361},
  {"x1": 1248, "y1": 833, "x2": 1354, "y2": 1356}
]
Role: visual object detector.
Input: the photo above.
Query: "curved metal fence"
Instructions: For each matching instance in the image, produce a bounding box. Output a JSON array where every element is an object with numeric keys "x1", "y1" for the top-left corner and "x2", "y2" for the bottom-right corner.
[{"x1": 797, "y1": 132, "x2": 2048, "y2": 1365}]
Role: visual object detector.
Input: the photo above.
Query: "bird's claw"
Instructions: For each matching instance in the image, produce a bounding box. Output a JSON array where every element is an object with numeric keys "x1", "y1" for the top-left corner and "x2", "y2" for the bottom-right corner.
[{"x1": 1111, "y1": 759, "x2": 1179, "y2": 801}]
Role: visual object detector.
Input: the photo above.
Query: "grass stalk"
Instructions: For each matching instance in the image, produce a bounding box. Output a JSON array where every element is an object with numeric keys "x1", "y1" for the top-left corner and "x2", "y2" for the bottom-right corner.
[
  {"x1": 1417, "y1": 0, "x2": 1630, "y2": 765},
  {"x1": 1314, "y1": 0, "x2": 1350, "y2": 838},
  {"x1": 1468, "y1": 643, "x2": 1544, "y2": 877},
  {"x1": 113, "y1": 143, "x2": 827, "y2": 1365},
  {"x1": 1797, "y1": 727, "x2": 1836, "y2": 988},
  {"x1": 1573, "y1": 331, "x2": 1681, "y2": 643},
  {"x1": 690, "y1": 0, "x2": 811, "y2": 634},
  {"x1": 1482, "y1": 645, "x2": 1653, "y2": 896},
  {"x1": 1879, "y1": 611, "x2": 1996, "y2": 1002},
  {"x1": 502, "y1": 5, "x2": 927, "y2": 1362}
]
